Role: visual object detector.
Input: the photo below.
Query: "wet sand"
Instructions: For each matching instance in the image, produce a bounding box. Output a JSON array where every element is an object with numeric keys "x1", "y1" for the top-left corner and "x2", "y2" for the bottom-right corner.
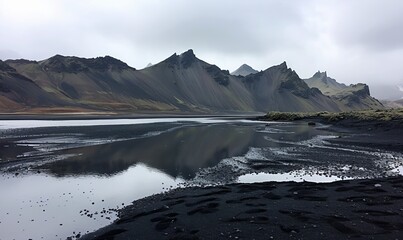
[
  {"x1": 324, "y1": 119, "x2": 403, "y2": 152},
  {"x1": 81, "y1": 117, "x2": 403, "y2": 240},
  {"x1": 82, "y1": 176, "x2": 403, "y2": 240},
  {"x1": 1, "y1": 115, "x2": 401, "y2": 239}
]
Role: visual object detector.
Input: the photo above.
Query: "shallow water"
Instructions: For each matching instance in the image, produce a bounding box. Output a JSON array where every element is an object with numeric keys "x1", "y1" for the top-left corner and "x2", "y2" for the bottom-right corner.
[{"x1": 0, "y1": 118, "x2": 402, "y2": 239}]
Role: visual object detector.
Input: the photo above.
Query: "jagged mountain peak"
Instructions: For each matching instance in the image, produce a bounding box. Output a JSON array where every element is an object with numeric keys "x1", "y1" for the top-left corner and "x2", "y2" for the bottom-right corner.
[
  {"x1": 160, "y1": 49, "x2": 200, "y2": 69},
  {"x1": 180, "y1": 49, "x2": 196, "y2": 58},
  {"x1": 313, "y1": 71, "x2": 327, "y2": 79},
  {"x1": 0, "y1": 50, "x2": 384, "y2": 113},
  {"x1": 40, "y1": 55, "x2": 132, "y2": 73},
  {"x1": 231, "y1": 64, "x2": 258, "y2": 76},
  {"x1": 279, "y1": 61, "x2": 287, "y2": 69},
  {"x1": 179, "y1": 49, "x2": 197, "y2": 68},
  {"x1": 305, "y1": 70, "x2": 346, "y2": 91},
  {"x1": 349, "y1": 83, "x2": 370, "y2": 96},
  {"x1": 262, "y1": 61, "x2": 289, "y2": 73}
]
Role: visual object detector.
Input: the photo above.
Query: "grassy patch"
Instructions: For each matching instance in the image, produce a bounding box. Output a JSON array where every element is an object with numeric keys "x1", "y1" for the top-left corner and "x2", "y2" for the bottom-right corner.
[{"x1": 260, "y1": 108, "x2": 403, "y2": 122}]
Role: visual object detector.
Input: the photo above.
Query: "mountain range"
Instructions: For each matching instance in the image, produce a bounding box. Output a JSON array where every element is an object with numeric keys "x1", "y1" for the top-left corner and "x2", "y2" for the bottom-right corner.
[
  {"x1": 0, "y1": 49, "x2": 383, "y2": 114},
  {"x1": 303, "y1": 71, "x2": 383, "y2": 110}
]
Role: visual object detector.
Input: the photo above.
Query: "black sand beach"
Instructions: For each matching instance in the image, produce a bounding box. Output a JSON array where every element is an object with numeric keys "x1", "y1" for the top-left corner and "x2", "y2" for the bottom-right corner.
[
  {"x1": 81, "y1": 115, "x2": 403, "y2": 240},
  {"x1": 0, "y1": 112, "x2": 401, "y2": 239},
  {"x1": 82, "y1": 176, "x2": 403, "y2": 240},
  {"x1": 325, "y1": 119, "x2": 403, "y2": 152}
]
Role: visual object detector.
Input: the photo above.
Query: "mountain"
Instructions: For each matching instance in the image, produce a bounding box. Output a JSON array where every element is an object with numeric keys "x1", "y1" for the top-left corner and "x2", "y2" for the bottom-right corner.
[
  {"x1": 0, "y1": 50, "x2": 384, "y2": 114},
  {"x1": 5, "y1": 55, "x2": 179, "y2": 112},
  {"x1": 242, "y1": 62, "x2": 341, "y2": 112},
  {"x1": 381, "y1": 99, "x2": 403, "y2": 109},
  {"x1": 231, "y1": 64, "x2": 258, "y2": 76},
  {"x1": 304, "y1": 71, "x2": 383, "y2": 110},
  {"x1": 0, "y1": 60, "x2": 72, "y2": 112},
  {"x1": 146, "y1": 63, "x2": 153, "y2": 68},
  {"x1": 138, "y1": 50, "x2": 255, "y2": 112},
  {"x1": 304, "y1": 71, "x2": 347, "y2": 95},
  {"x1": 370, "y1": 84, "x2": 403, "y2": 101}
]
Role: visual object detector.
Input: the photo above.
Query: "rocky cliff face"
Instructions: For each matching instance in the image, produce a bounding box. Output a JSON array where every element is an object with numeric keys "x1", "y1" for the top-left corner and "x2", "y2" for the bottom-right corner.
[
  {"x1": 0, "y1": 50, "x2": 383, "y2": 113},
  {"x1": 40, "y1": 55, "x2": 132, "y2": 73},
  {"x1": 304, "y1": 71, "x2": 347, "y2": 95},
  {"x1": 242, "y1": 62, "x2": 341, "y2": 112},
  {"x1": 304, "y1": 71, "x2": 383, "y2": 110}
]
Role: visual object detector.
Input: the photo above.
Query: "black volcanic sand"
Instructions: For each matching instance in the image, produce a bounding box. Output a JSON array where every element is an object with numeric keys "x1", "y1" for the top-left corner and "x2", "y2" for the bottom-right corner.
[
  {"x1": 82, "y1": 177, "x2": 403, "y2": 240},
  {"x1": 79, "y1": 117, "x2": 403, "y2": 240},
  {"x1": 319, "y1": 119, "x2": 403, "y2": 152}
]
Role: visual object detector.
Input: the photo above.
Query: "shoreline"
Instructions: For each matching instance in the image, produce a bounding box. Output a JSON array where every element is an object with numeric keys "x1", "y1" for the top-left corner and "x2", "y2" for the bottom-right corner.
[
  {"x1": 79, "y1": 111, "x2": 403, "y2": 239},
  {"x1": 0, "y1": 112, "x2": 263, "y2": 120},
  {"x1": 82, "y1": 176, "x2": 403, "y2": 240},
  {"x1": 1, "y1": 110, "x2": 401, "y2": 239}
]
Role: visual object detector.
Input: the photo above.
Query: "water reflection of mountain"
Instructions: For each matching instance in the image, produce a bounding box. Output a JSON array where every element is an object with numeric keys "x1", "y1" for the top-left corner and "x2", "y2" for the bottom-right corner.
[{"x1": 43, "y1": 124, "x2": 255, "y2": 178}]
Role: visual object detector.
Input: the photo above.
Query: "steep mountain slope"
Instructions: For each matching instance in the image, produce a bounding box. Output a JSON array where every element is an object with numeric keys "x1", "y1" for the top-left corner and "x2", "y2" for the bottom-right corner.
[
  {"x1": 6, "y1": 51, "x2": 255, "y2": 113},
  {"x1": 304, "y1": 71, "x2": 383, "y2": 110},
  {"x1": 7, "y1": 56, "x2": 177, "y2": 112},
  {"x1": 304, "y1": 71, "x2": 346, "y2": 95},
  {"x1": 138, "y1": 50, "x2": 255, "y2": 112},
  {"x1": 0, "y1": 50, "x2": 384, "y2": 113},
  {"x1": 231, "y1": 64, "x2": 258, "y2": 76},
  {"x1": 243, "y1": 62, "x2": 342, "y2": 112},
  {"x1": 0, "y1": 60, "x2": 70, "y2": 111}
]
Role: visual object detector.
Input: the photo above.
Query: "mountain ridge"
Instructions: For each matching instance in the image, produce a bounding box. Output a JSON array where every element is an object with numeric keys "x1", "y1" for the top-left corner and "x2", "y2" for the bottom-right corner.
[
  {"x1": 0, "y1": 50, "x2": 384, "y2": 113},
  {"x1": 303, "y1": 71, "x2": 383, "y2": 110}
]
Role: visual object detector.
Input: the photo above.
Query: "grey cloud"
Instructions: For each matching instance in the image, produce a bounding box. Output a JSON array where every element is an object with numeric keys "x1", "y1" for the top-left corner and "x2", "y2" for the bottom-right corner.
[
  {"x1": 0, "y1": 0, "x2": 402, "y2": 92},
  {"x1": 322, "y1": 0, "x2": 403, "y2": 52}
]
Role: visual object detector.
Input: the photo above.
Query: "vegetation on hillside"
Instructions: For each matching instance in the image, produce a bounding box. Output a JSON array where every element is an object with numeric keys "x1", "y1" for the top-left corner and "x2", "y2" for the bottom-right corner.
[{"x1": 259, "y1": 108, "x2": 403, "y2": 122}]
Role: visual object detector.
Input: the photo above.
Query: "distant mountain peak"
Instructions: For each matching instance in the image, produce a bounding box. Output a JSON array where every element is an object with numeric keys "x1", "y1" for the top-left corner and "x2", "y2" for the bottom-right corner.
[
  {"x1": 231, "y1": 64, "x2": 258, "y2": 76},
  {"x1": 162, "y1": 49, "x2": 199, "y2": 69},
  {"x1": 180, "y1": 49, "x2": 195, "y2": 58},
  {"x1": 279, "y1": 61, "x2": 288, "y2": 69},
  {"x1": 263, "y1": 61, "x2": 288, "y2": 73},
  {"x1": 0, "y1": 51, "x2": 385, "y2": 113},
  {"x1": 146, "y1": 63, "x2": 153, "y2": 68},
  {"x1": 180, "y1": 49, "x2": 197, "y2": 68},
  {"x1": 302, "y1": 71, "x2": 382, "y2": 110},
  {"x1": 313, "y1": 70, "x2": 327, "y2": 78}
]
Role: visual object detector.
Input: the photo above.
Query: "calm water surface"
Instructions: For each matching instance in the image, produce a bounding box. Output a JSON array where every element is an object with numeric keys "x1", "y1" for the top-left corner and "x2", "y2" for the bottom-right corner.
[{"x1": 0, "y1": 118, "x2": 402, "y2": 239}]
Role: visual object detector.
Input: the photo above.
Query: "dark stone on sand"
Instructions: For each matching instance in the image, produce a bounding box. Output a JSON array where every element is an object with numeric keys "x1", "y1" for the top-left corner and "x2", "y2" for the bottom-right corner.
[{"x1": 82, "y1": 176, "x2": 403, "y2": 240}]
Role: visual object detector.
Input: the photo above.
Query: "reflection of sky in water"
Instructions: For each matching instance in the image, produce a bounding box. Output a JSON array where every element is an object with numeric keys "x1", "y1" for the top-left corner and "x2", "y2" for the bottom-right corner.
[
  {"x1": 0, "y1": 164, "x2": 183, "y2": 240},
  {"x1": 0, "y1": 118, "x2": 268, "y2": 130},
  {"x1": 0, "y1": 118, "x2": 402, "y2": 240}
]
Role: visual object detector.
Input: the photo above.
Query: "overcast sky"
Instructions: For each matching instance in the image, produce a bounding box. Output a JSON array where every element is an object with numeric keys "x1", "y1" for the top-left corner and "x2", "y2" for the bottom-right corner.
[{"x1": 0, "y1": 0, "x2": 402, "y2": 94}]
